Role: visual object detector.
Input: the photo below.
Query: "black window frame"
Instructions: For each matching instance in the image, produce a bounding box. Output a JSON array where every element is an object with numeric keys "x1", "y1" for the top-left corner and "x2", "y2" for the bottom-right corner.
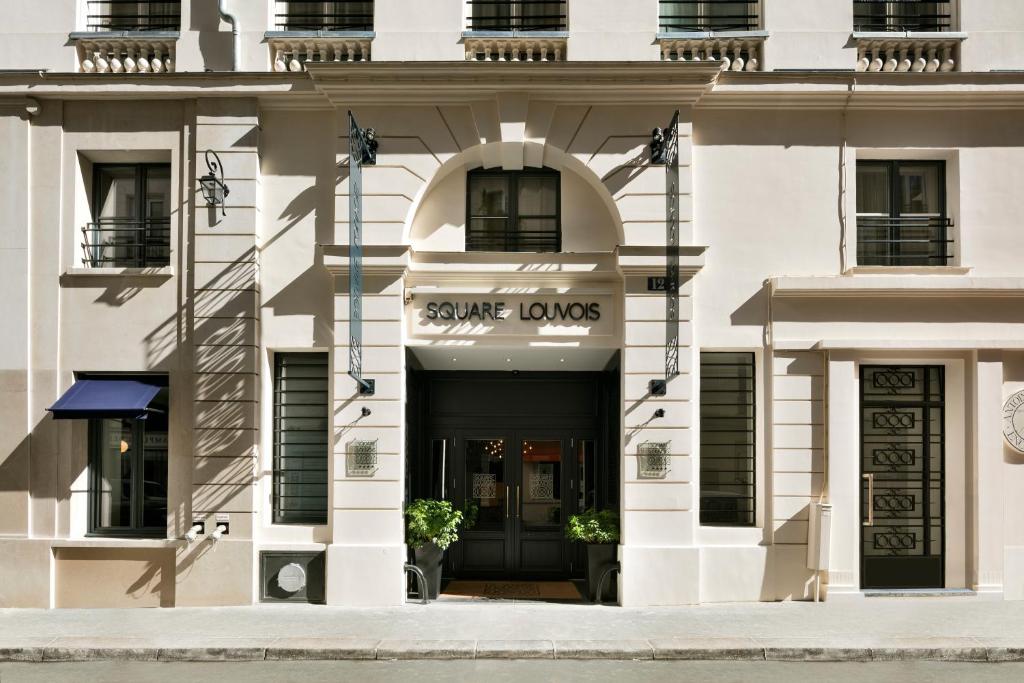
[
  {"x1": 87, "y1": 374, "x2": 169, "y2": 539},
  {"x1": 658, "y1": 1, "x2": 761, "y2": 33},
  {"x1": 466, "y1": 168, "x2": 561, "y2": 253},
  {"x1": 86, "y1": 1, "x2": 182, "y2": 32},
  {"x1": 852, "y1": 1, "x2": 953, "y2": 33},
  {"x1": 467, "y1": 1, "x2": 568, "y2": 32},
  {"x1": 273, "y1": 352, "x2": 330, "y2": 526},
  {"x1": 699, "y1": 352, "x2": 756, "y2": 528},
  {"x1": 855, "y1": 159, "x2": 951, "y2": 267},
  {"x1": 87, "y1": 162, "x2": 171, "y2": 268},
  {"x1": 274, "y1": 1, "x2": 375, "y2": 32}
]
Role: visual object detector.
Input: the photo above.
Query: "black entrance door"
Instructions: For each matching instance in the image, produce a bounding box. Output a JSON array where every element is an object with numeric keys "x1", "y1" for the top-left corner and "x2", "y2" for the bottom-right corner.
[
  {"x1": 860, "y1": 365, "x2": 945, "y2": 589},
  {"x1": 454, "y1": 431, "x2": 574, "y2": 578}
]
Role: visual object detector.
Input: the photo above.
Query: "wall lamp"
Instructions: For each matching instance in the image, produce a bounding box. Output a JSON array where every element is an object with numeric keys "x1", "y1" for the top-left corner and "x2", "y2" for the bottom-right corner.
[{"x1": 200, "y1": 150, "x2": 230, "y2": 216}]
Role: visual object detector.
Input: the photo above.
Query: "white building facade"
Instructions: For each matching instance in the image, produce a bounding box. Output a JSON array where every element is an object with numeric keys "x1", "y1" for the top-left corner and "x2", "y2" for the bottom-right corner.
[{"x1": 2, "y1": 0, "x2": 1024, "y2": 608}]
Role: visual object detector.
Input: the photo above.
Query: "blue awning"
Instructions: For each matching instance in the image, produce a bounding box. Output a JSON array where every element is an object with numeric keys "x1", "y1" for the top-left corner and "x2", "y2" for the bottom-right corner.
[{"x1": 48, "y1": 379, "x2": 162, "y2": 420}]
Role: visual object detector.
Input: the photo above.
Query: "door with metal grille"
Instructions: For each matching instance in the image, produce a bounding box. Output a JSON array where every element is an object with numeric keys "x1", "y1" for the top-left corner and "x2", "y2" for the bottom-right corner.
[{"x1": 860, "y1": 366, "x2": 944, "y2": 589}]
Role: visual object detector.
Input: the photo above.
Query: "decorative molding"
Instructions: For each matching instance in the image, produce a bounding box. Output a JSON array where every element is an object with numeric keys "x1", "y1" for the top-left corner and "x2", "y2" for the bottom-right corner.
[
  {"x1": 267, "y1": 33, "x2": 373, "y2": 71},
  {"x1": 770, "y1": 275, "x2": 1024, "y2": 299},
  {"x1": 70, "y1": 32, "x2": 179, "y2": 74},
  {"x1": 0, "y1": 96, "x2": 40, "y2": 118},
  {"x1": 658, "y1": 33, "x2": 766, "y2": 72}
]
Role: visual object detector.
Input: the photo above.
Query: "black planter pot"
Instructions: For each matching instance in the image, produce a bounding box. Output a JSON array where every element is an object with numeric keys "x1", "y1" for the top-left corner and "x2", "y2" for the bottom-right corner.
[
  {"x1": 413, "y1": 542, "x2": 444, "y2": 600},
  {"x1": 585, "y1": 543, "x2": 618, "y2": 602}
]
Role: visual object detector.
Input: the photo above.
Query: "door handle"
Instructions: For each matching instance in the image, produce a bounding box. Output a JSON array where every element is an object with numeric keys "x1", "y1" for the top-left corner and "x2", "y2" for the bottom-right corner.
[
  {"x1": 505, "y1": 485, "x2": 509, "y2": 519},
  {"x1": 516, "y1": 485, "x2": 520, "y2": 517},
  {"x1": 863, "y1": 473, "x2": 874, "y2": 527}
]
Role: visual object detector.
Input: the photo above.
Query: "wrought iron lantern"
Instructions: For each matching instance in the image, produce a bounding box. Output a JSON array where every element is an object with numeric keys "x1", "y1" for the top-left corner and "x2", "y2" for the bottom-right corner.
[
  {"x1": 637, "y1": 441, "x2": 671, "y2": 479},
  {"x1": 200, "y1": 150, "x2": 230, "y2": 215}
]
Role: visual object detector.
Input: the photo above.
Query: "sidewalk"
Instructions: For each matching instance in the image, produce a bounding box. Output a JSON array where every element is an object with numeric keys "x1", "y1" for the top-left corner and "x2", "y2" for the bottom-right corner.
[{"x1": 2, "y1": 597, "x2": 1023, "y2": 663}]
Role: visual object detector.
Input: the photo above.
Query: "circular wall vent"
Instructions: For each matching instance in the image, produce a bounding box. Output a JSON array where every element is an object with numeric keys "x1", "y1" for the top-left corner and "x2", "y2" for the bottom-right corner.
[{"x1": 277, "y1": 562, "x2": 307, "y2": 594}]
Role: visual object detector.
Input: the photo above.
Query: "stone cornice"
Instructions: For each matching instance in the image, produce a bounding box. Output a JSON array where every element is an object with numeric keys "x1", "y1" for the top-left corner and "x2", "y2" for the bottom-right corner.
[
  {"x1": 770, "y1": 275, "x2": 1024, "y2": 299},
  {"x1": 616, "y1": 245, "x2": 707, "y2": 278},
  {"x1": 0, "y1": 96, "x2": 40, "y2": 117},
  {"x1": 306, "y1": 61, "x2": 724, "y2": 105}
]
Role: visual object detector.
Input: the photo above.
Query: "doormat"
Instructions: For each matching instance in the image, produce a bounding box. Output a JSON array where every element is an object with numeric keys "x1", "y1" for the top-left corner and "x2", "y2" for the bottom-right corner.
[{"x1": 442, "y1": 580, "x2": 582, "y2": 601}]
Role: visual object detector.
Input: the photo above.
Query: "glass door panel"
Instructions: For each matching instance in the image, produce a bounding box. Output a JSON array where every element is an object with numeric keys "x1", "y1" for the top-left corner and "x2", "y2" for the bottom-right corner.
[
  {"x1": 465, "y1": 438, "x2": 507, "y2": 531},
  {"x1": 520, "y1": 439, "x2": 561, "y2": 531}
]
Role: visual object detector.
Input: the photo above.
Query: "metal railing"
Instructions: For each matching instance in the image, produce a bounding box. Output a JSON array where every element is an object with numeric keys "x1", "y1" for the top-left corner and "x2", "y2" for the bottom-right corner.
[
  {"x1": 86, "y1": 1, "x2": 181, "y2": 32},
  {"x1": 82, "y1": 218, "x2": 171, "y2": 268},
  {"x1": 274, "y1": 1, "x2": 374, "y2": 32},
  {"x1": 466, "y1": 228, "x2": 560, "y2": 253},
  {"x1": 856, "y1": 216, "x2": 953, "y2": 266},
  {"x1": 659, "y1": 1, "x2": 760, "y2": 33},
  {"x1": 467, "y1": 1, "x2": 567, "y2": 32},
  {"x1": 853, "y1": 1, "x2": 952, "y2": 32}
]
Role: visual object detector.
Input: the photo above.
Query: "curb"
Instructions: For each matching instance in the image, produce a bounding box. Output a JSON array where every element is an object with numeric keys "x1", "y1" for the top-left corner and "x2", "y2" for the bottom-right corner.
[{"x1": 2, "y1": 642, "x2": 1022, "y2": 663}]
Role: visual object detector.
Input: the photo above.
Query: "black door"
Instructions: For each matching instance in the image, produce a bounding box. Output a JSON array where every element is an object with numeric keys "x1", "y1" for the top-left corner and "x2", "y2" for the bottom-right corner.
[
  {"x1": 860, "y1": 366, "x2": 945, "y2": 589},
  {"x1": 453, "y1": 431, "x2": 578, "y2": 578}
]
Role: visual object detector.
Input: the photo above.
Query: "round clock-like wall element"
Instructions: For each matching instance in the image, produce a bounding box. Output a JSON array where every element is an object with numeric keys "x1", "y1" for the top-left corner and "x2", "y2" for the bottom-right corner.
[
  {"x1": 1003, "y1": 390, "x2": 1024, "y2": 454},
  {"x1": 276, "y1": 563, "x2": 307, "y2": 594}
]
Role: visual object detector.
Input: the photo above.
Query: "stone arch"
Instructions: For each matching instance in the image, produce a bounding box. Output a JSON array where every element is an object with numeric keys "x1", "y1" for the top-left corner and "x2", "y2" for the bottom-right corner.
[{"x1": 404, "y1": 141, "x2": 626, "y2": 251}]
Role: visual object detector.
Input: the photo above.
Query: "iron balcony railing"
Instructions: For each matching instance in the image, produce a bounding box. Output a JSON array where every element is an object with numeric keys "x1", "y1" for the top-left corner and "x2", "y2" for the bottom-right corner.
[
  {"x1": 853, "y1": 0, "x2": 952, "y2": 32},
  {"x1": 467, "y1": 1, "x2": 567, "y2": 32},
  {"x1": 86, "y1": 1, "x2": 181, "y2": 32},
  {"x1": 659, "y1": 1, "x2": 760, "y2": 33},
  {"x1": 275, "y1": 1, "x2": 374, "y2": 32},
  {"x1": 856, "y1": 216, "x2": 953, "y2": 266},
  {"x1": 82, "y1": 218, "x2": 171, "y2": 268},
  {"x1": 466, "y1": 228, "x2": 560, "y2": 253}
]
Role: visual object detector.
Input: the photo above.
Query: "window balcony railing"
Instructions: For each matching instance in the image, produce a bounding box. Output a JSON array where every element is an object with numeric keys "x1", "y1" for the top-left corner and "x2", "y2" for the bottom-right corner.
[
  {"x1": 85, "y1": 0, "x2": 181, "y2": 32},
  {"x1": 81, "y1": 218, "x2": 171, "y2": 268},
  {"x1": 853, "y1": 0, "x2": 952, "y2": 33},
  {"x1": 466, "y1": 228, "x2": 560, "y2": 253},
  {"x1": 856, "y1": 216, "x2": 953, "y2": 267},
  {"x1": 466, "y1": 1, "x2": 567, "y2": 32},
  {"x1": 274, "y1": 1, "x2": 374, "y2": 32},
  {"x1": 658, "y1": 1, "x2": 760, "y2": 33}
]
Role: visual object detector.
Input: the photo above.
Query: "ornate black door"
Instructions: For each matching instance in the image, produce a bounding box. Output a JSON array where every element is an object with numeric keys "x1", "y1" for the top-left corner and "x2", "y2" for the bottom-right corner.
[{"x1": 860, "y1": 366, "x2": 945, "y2": 589}]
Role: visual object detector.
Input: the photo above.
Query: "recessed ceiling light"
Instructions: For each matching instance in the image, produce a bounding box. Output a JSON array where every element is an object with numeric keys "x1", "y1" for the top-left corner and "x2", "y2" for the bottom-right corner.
[
  {"x1": 505, "y1": 357, "x2": 512, "y2": 363},
  {"x1": 559, "y1": 358, "x2": 565, "y2": 363},
  {"x1": 451, "y1": 357, "x2": 457, "y2": 362}
]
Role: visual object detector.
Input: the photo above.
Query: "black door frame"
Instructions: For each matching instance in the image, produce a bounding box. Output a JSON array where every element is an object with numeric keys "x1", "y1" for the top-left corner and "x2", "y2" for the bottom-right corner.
[{"x1": 859, "y1": 364, "x2": 946, "y2": 590}]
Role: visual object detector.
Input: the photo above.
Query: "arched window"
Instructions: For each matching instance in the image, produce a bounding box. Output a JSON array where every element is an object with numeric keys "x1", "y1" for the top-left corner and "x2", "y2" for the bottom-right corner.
[{"x1": 466, "y1": 168, "x2": 561, "y2": 253}]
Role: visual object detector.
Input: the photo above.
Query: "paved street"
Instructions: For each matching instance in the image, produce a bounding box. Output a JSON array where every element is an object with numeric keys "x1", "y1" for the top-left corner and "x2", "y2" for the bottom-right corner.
[{"x1": 3, "y1": 660, "x2": 1024, "y2": 683}]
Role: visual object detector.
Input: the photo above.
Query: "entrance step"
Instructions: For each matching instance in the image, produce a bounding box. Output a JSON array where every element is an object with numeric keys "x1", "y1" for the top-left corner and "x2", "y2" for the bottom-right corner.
[{"x1": 863, "y1": 589, "x2": 976, "y2": 598}]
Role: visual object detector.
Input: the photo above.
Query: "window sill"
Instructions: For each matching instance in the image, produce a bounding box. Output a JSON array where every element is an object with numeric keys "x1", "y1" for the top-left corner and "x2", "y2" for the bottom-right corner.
[
  {"x1": 462, "y1": 30, "x2": 569, "y2": 39},
  {"x1": 62, "y1": 266, "x2": 174, "y2": 279},
  {"x1": 852, "y1": 31, "x2": 967, "y2": 41},
  {"x1": 845, "y1": 266, "x2": 971, "y2": 276},
  {"x1": 52, "y1": 538, "x2": 185, "y2": 549},
  {"x1": 69, "y1": 31, "x2": 181, "y2": 41},
  {"x1": 264, "y1": 30, "x2": 375, "y2": 40},
  {"x1": 657, "y1": 30, "x2": 768, "y2": 40}
]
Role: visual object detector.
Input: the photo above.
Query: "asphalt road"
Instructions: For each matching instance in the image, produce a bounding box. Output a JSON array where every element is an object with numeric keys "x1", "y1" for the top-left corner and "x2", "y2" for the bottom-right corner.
[{"x1": 3, "y1": 661, "x2": 1024, "y2": 682}]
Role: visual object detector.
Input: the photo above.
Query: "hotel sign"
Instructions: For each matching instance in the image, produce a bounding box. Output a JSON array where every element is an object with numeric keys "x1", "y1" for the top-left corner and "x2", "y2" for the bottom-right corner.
[{"x1": 411, "y1": 295, "x2": 613, "y2": 338}]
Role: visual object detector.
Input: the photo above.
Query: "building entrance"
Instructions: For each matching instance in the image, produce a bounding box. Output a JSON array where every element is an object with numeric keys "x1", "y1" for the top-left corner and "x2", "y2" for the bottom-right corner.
[
  {"x1": 406, "y1": 368, "x2": 619, "y2": 581},
  {"x1": 860, "y1": 365, "x2": 946, "y2": 589}
]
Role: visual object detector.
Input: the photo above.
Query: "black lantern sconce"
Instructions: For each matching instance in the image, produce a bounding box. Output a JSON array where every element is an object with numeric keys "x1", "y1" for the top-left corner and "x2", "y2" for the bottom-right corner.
[
  {"x1": 649, "y1": 127, "x2": 669, "y2": 165},
  {"x1": 200, "y1": 150, "x2": 230, "y2": 216}
]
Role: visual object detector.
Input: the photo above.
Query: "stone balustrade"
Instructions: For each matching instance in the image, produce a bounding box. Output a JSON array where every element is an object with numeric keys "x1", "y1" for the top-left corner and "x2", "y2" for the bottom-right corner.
[
  {"x1": 464, "y1": 37, "x2": 567, "y2": 62},
  {"x1": 268, "y1": 36, "x2": 372, "y2": 71},
  {"x1": 658, "y1": 36, "x2": 764, "y2": 71},
  {"x1": 855, "y1": 36, "x2": 961, "y2": 72},
  {"x1": 75, "y1": 37, "x2": 177, "y2": 74}
]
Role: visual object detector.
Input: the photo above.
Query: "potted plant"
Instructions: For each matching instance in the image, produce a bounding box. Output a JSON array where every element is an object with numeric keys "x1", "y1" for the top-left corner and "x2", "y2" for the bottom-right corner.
[
  {"x1": 405, "y1": 499, "x2": 465, "y2": 599},
  {"x1": 566, "y1": 508, "x2": 620, "y2": 602}
]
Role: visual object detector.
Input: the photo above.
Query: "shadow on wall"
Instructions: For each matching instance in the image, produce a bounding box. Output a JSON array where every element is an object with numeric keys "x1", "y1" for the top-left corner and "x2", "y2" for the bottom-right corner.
[{"x1": 191, "y1": 0, "x2": 233, "y2": 72}]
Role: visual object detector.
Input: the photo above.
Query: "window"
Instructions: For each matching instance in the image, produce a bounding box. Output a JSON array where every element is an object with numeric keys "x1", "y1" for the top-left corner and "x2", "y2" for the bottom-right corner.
[
  {"x1": 467, "y1": 169, "x2": 560, "y2": 252},
  {"x1": 700, "y1": 352, "x2": 755, "y2": 527},
  {"x1": 467, "y1": 1, "x2": 567, "y2": 31},
  {"x1": 273, "y1": 353, "x2": 329, "y2": 525},
  {"x1": 856, "y1": 160, "x2": 951, "y2": 267},
  {"x1": 853, "y1": 1, "x2": 952, "y2": 32},
  {"x1": 86, "y1": 1, "x2": 181, "y2": 32},
  {"x1": 659, "y1": 1, "x2": 759, "y2": 32},
  {"x1": 275, "y1": 1, "x2": 374, "y2": 31},
  {"x1": 85, "y1": 164, "x2": 171, "y2": 268},
  {"x1": 89, "y1": 382, "x2": 168, "y2": 537}
]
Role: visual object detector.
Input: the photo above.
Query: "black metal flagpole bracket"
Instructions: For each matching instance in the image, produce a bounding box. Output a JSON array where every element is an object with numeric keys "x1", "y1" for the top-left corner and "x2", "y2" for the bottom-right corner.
[
  {"x1": 348, "y1": 111, "x2": 377, "y2": 396},
  {"x1": 649, "y1": 111, "x2": 681, "y2": 398}
]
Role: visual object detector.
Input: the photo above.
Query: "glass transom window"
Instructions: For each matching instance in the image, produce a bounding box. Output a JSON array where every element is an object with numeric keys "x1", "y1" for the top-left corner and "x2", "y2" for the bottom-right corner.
[{"x1": 467, "y1": 169, "x2": 560, "y2": 253}]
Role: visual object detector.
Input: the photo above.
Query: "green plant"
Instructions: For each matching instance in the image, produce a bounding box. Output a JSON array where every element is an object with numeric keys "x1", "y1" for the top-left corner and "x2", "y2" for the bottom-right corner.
[
  {"x1": 566, "y1": 508, "x2": 620, "y2": 544},
  {"x1": 405, "y1": 499, "x2": 464, "y2": 551}
]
